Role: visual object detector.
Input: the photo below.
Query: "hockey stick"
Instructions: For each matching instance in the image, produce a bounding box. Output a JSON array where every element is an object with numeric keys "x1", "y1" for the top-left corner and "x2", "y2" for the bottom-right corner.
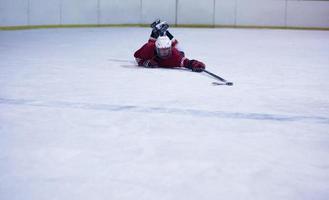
[
  {"x1": 202, "y1": 69, "x2": 233, "y2": 86},
  {"x1": 109, "y1": 58, "x2": 233, "y2": 86}
]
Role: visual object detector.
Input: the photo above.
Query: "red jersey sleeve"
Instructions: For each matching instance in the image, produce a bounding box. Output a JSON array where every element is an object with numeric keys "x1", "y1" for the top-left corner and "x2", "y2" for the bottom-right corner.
[
  {"x1": 171, "y1": 38, "x2": 178, "y2": 47},
  {"x1": 134, "y1": 40, "x2": 156, "y2": 66}
]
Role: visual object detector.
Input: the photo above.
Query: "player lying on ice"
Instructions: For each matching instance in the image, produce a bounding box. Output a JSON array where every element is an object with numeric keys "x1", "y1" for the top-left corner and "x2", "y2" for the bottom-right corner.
[{"x1": 134, "y1": 19, "x2": 206, "y2": 72}]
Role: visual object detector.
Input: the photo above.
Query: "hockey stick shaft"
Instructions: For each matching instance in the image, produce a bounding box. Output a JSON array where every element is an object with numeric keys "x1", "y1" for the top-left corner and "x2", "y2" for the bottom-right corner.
[
  {"x1": 202, "y1": 69, "x2": 233, "y2": 86},
  {"x1": 203, "y1": 69, "x2": 226, "y2": 82}
]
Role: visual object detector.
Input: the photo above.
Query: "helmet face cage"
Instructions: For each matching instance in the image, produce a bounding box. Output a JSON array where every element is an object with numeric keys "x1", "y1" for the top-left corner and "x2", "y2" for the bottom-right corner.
[
  {"x1": 156, "y1": 46, "x2": 172, "y2": 59},
  {"x1": 155, "y1": 36, "x2": 172, "y2": 59}
]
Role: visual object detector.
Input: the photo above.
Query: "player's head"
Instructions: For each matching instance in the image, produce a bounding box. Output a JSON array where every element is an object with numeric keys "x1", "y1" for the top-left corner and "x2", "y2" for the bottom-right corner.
[{"x1": 155, "y1": 36, "x2": 172, "y2": 59}]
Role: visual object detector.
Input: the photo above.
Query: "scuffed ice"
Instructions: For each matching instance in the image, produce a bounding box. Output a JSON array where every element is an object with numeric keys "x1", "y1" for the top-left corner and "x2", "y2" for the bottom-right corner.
[{"x1": 0, "y1": 28, "x2": 329, "y2": 200}]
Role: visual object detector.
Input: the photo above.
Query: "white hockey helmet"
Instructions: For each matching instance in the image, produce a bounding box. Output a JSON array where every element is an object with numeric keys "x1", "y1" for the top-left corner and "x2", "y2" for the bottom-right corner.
[{"x1": 155, "y1": 36, "x2": 172, "y2": 59}]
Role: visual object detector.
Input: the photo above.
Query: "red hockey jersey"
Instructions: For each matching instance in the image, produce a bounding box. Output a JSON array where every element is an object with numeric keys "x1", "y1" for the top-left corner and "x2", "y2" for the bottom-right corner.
[{"x1": 134, "y1": 39, "x2": 188, "y2": 68}]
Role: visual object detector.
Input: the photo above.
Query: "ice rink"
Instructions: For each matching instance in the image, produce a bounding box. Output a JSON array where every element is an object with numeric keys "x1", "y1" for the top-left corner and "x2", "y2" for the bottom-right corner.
[{"x1": 1, "y1": 27, "x2": 329, "y2": 200}]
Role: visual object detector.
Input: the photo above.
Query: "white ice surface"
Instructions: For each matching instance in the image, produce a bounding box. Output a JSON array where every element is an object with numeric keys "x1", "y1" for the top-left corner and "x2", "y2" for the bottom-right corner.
[{"x1": 0, "y1": 27, "x2": 329, "y2": 200}]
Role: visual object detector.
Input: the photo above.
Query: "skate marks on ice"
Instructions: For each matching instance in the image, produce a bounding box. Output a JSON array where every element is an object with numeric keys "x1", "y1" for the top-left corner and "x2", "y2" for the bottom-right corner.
[
  {"x1": 1, "y1": 97, "x2": 328, "y2": 124},
  {"x1": 108, "y1": 58, "x2": 190, "y2": 72},
  {"x1": 108, "y1": 58, "x2": 136, "y2": 64},
  {"x1": 108, "y1": 58, "x2": 137, "y2": 69}
]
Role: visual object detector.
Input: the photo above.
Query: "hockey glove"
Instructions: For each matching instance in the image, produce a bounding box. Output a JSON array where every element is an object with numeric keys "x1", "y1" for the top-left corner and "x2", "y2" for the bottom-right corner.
[
  {"x1": 186, "y1": 59, "x2": 205, "y2": 72},
  {"x1": 142, "y1": 57, "x2": 158, "y2": 68}
]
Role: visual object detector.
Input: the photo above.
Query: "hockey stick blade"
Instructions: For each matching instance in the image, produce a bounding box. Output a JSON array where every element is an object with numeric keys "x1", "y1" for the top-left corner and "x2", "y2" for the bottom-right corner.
[
  {"x1": 212, "y1": 82, "x2": 234, "y2": 86},
  {"x1": 203, "y1": 70, "x2": 233, "y2": 86}
]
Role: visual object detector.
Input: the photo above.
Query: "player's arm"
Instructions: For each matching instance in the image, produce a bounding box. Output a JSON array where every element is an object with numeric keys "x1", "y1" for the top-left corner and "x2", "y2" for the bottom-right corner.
[
  {"x1": 181, "y1": 57, "x2": 205, "y2": 72},
  {"x1": 134, "y1": 42, "x2": 158, "y2": 68}
]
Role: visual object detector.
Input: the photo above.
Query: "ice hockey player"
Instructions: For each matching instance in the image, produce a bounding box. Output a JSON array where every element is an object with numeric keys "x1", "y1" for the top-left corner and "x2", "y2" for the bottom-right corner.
[{"x1": 134, "y1": 20, "x2": 206, "y2": 72}]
